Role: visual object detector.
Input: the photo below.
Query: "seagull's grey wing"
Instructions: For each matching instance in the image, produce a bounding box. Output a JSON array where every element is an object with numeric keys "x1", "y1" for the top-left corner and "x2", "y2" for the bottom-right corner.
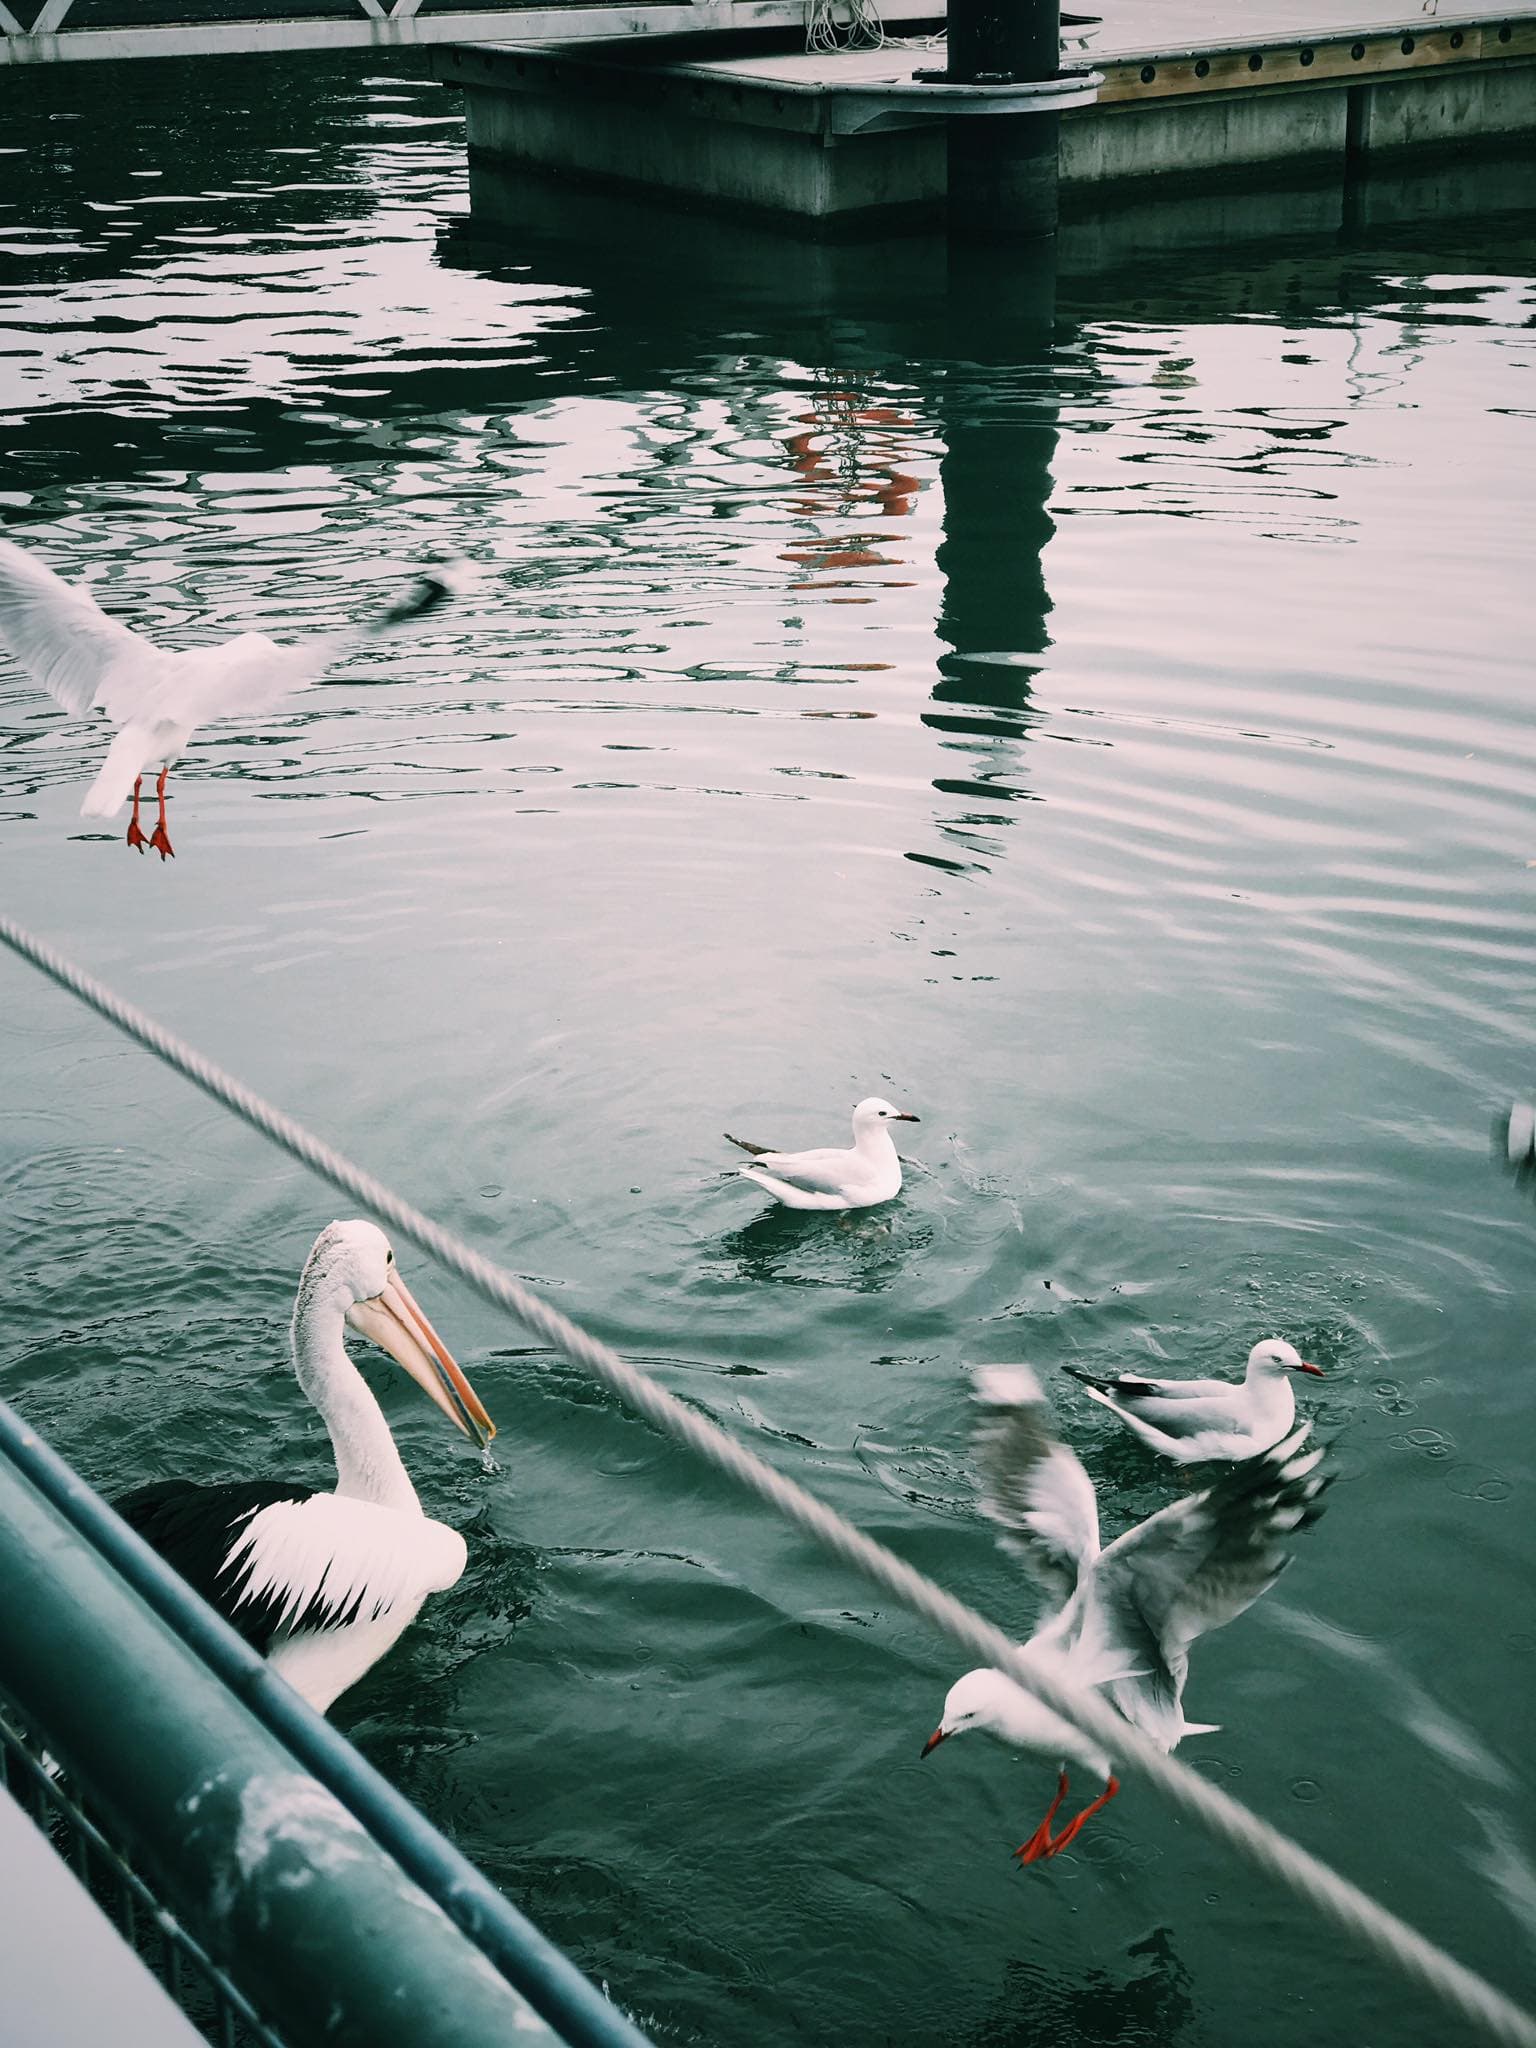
[
  {"x1": 971, "y1": 1364, "x2": 1100, "y2": 1605},
  {"x1": 1113, "y1": 1374, "x2": 1229, "y2": 1404},
  {"x1": 0, "y1": 539, "x2": 156, "y2": 717},
  {"x1": 750, "y1": 1144, "x2": 861, "y2": 1197},
  {"x1": 1085, "y1": 1424, "x2": 1329, "y2": 1709}
]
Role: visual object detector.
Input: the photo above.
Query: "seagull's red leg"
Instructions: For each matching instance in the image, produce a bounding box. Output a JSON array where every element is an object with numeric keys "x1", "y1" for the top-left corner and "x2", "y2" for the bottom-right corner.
[
  {"x1": 125, "y1": 776, "x2": 148, "y2": 854},
  {"x1": 1013, "y1": 1770, "x2": 1071, "y2": 1866},
  {"x1": 1037, "y1": 1777, "x2": 1120, "y2": 1862},
  {"x1": 148, "y1": 766, "x2": 174, "y2": 861}
]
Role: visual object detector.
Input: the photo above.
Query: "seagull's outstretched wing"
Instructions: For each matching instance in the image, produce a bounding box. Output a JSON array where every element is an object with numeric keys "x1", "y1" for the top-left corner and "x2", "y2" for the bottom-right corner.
[
  {"x1": 1080, "y1": 1424, "x2": 1329, "y2": 1729},
  {"x1": 0, "y1": 538, "x2": 155, "y2": 717},
  {"x1": 970, "y1": 1364, "x2": 1101, "y2": 1606}
]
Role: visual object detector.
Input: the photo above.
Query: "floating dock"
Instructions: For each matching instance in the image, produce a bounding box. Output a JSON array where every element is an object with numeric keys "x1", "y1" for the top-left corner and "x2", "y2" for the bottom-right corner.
[{"x1": 435, "y1": 2, "x2": 1536, "y2": 237}]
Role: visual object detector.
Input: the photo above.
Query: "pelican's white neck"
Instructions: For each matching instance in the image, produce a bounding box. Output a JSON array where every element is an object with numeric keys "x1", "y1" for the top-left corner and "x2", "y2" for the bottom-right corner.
[{"x1": 291, "y1": 1275, "x2": 422, "y2": 1516}]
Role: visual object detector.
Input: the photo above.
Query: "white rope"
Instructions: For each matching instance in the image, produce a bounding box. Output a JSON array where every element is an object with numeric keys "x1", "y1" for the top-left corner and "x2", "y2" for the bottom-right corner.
[
  {"x1": 804, "y1": 0, "x2": 886, "y2": 56},
  {"x1": 2, "y1": 909, "x2": 1532, "y2": 2048}
]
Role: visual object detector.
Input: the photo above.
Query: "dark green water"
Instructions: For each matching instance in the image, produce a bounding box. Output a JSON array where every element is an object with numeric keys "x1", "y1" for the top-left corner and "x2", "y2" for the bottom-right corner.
[{"x1": 2, "y1": 53, "x2": 1534, "y2": 2048}]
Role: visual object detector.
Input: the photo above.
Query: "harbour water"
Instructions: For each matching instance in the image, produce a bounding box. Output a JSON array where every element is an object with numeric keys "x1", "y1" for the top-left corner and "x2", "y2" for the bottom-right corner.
[{"x1": 2, "y1": 53, "x2": 1534, "y2": 2047}]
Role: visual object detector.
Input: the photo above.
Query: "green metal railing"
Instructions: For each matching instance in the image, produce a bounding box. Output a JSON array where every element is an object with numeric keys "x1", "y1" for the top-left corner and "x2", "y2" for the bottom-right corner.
[{"x1": 0, "y1": 1397, "x2": 649, "y2": 2048}]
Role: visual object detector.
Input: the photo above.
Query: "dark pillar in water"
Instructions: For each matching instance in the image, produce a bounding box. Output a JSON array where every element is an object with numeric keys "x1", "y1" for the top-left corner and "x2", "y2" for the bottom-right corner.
[
  {"x1": 935, "y1": 248, "x2": 1059, "y2": 693},
  {"x1": 945, "y1": 0, "x2": 1061, "y2": 241}
]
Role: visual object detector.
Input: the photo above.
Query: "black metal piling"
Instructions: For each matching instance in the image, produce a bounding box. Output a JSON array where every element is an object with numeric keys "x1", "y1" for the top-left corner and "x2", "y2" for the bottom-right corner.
[{"x1": 944, "y1": 0, "x2": 1062, "y2": 239}]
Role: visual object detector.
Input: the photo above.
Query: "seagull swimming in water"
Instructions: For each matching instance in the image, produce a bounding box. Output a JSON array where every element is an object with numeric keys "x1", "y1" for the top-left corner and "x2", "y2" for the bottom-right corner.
[
  {"x1": 921, "y1": 1364, "x2": 1328, "y2": 1863},
  {"x1": 724, "y1": 1095, "x2": 920, "y2": 1210},
  {"x1": 1062, "y1": 1338, "x2": 1323, "y2": 1466},
  {"x1": 0, "y1": 535, "x2": 455, "y2": 859}
]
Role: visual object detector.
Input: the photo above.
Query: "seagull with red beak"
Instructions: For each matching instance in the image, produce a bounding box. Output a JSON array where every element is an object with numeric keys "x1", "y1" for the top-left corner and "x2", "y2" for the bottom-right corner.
[
  {"x1": 1063, "y1": 1338, "x2": 1324, "y2": 1465},
  {"x1": 920, "y1": 1366, "x2": 1328, "y2": 1864},
  {"x1": 113, "y1": 1219, "x2": 494, "y2": 1714}
]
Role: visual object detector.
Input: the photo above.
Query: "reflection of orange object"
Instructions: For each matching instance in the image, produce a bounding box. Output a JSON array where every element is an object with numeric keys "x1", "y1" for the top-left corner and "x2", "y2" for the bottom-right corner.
[{"x1": 779, "y1": 386, "x2": 927, "y2": 579}]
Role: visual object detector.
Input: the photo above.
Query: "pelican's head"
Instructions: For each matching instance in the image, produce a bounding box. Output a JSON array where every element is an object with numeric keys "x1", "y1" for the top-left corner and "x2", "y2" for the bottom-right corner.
[
  {"x1": 852, "y1": 1096, "x2": 920, "y2": 1133},
  {"x1": 298, "y1": 1220, "x2": 495, "y2": 1447},
  {"x1": 920, "y1": 1668, "x2": 1019, "y2": 1757},
  {"x1": 1248, "y1": 1338, "x2": 1323, "y2": 1381}
]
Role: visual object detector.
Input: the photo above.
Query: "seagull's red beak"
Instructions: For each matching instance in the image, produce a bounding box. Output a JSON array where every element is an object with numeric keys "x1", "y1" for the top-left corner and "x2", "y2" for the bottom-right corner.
[
  {"x1": 1294, "y1": 1360, "x2": 1324, "y2": 1377},
  {"x1": 920, "y1": 1726, "x2": 947, "y2": 1758}
]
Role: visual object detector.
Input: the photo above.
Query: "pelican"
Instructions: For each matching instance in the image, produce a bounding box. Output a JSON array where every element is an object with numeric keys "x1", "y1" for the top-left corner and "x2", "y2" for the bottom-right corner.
[
  {"x1": 724, "y1": 1096, "x2": 920, "y2": 1210},
  {"x1": 1063, "y1": 1338, "x2": 1323, "y2": 1465},
  {"x1": 920, "y1": 1365, "x2": 1327, "y2": 1863},
  {"x1": 0, "y1": 535, "x2": 454, "y2": 859},
  {"x1": 113, "y1": 1220, "x2": 494, "y2": 1715}
]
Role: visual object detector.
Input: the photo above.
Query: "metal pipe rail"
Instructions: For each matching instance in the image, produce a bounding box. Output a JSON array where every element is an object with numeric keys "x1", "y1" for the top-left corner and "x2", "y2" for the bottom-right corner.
[
  {"x1": 3, "y1": 912, "x2": 1535, "y2": 2048},
  {"x1": 0, "y1": 1399, "x2": 649, "y2": 2048}
]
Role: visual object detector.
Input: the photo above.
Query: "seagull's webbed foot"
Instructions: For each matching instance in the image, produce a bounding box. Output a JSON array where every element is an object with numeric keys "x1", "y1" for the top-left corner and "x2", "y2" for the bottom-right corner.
[
  {"x1": 126, "y1": 776, "x2": 148, "y2": 854},
  {"x1": 1013, "y1": 1770, "x2": 1071, "y2": 1865},
  {"x1": 148, "y1": 767, "x2": 174, "y2": 861},
  {"x1": 1014, "y1": 1774, "x2": 1120, "y2": 1865}
]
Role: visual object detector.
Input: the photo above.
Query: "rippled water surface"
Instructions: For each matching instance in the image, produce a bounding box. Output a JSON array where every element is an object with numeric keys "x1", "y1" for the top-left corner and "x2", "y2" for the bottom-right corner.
[{"x1": 3, "y1": 53, "x2": 1535, "y2": 2048}]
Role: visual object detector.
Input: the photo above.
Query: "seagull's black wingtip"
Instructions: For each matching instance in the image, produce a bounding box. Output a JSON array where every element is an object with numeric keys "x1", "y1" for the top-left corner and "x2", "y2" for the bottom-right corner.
[{"x1": 375, "y1": 572, "x2": 455, "y2": 631}]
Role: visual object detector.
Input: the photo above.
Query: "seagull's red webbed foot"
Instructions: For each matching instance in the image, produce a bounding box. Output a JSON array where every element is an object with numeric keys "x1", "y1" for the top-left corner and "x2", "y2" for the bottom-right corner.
[
  {"x1": 125, "y1": 776, "x2": 149, "y2": 854},
  {"x1": 1014, "y1": 1774, "x2": 1120, "y2": 1866},
  {"x1": 148, "y1": 766, "x2": 174, "y2": 861},
  {"x1": 1014, "y1": 1769, "x2": 1070, "y2": 1865}
]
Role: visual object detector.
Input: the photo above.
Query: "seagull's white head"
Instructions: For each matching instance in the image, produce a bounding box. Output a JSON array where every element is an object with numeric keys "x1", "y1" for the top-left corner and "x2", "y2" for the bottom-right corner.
[
  {"x1": 921, "y1": 1666, "x2": 1114, "y2": 1777},
  {"x1": 1248, "y1": 1337, "x2": 1323, "y2": 1380},
  {"x1": 296, "y1": 1219, "x2": 495, "y2": 1446},
  {"x1": 852, "y1": 1096, "x2": 920, "y2": 1133},
  {"x1": 921, "y1": 1667, "x2": 1026, "y2": 1756}
]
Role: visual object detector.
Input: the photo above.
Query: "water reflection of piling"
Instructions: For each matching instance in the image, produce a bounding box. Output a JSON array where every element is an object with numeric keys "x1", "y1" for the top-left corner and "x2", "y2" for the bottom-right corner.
[{"x1": 934, "y1": 249, "x2": 1058, "y2": 717}]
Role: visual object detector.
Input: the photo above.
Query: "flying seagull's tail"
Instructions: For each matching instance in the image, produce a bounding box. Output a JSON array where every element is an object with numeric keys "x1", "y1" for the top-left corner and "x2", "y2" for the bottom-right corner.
[{"x1": 81, "y1": 723, "x2": 157, "y2": 817}]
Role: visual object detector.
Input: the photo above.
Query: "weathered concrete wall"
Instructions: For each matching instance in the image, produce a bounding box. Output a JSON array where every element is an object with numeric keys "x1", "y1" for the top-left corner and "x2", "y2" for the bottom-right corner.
[
  {"x1": 462, "y1": 81, "x2": 946, "y2": 219},
  {"x1": 1348, "y1": 57, "x2": 1536, "y2": 153},
  {"x1": 1061, "y1": 84, "x2": 1348, "y2": 188}
]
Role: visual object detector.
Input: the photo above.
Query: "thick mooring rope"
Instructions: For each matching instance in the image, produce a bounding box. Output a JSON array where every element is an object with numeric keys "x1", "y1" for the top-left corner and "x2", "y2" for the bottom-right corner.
[{"x1": 3, "y1": 911, "x2": 1532, "y2": 2048}]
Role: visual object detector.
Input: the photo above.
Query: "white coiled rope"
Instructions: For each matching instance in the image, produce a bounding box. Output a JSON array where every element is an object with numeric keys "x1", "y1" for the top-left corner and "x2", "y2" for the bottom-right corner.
[{"x1": 1, "y1": 911, "x2": 1531, "y2": 2048}]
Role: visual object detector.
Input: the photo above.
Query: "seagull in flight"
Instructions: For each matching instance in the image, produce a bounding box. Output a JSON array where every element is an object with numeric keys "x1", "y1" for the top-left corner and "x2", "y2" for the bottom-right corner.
[
  {"x1": 921, "y1": 1365, "x2": 1327, "y2": 1863},
  {"x1": 1063, "y1": 1338, "x2": 1323, "y2": 1466},
  {"x1": 724, "y1": 1095, "x2": 920, "y2": 1210},
  {"x1": 0, "y1": 535, "x2": 454, "y2": 859}
]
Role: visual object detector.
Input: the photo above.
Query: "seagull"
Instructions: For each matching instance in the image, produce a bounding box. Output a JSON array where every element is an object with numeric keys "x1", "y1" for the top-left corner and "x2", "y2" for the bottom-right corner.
[
  {"x1": 0, "y1": 535, "x2": 455, "y2": 859},
  {"x1": 921, "y1": 1364, "x2": 1327, "y2": 1863},
  {"x1": 112, "y1": 1219, "x2": 494, "y2": 1715},
  {"x1": 724, "y1": 1095, "x2": 920, "y2": 1210},
  {"x1": 1062, "y1": 1339, "x2": 1323, "y2": 1465}
]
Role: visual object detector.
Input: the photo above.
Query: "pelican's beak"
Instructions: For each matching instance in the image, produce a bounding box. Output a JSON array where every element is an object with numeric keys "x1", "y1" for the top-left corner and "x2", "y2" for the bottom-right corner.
[
  {"x1": 920, "y1": 1726, "x2": 947, "y2": 1758},
  {"x1": 1294, "y1": 1360, "x2": 1325, "y2": 1378},
  {"x1": 347, "y1": 1275, "x2": 495, "y2": 1447}
]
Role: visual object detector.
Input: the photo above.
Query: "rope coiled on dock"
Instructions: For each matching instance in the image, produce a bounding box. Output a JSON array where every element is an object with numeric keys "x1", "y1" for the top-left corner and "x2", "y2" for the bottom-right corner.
[{"x1": 3, "y1": 909, "x2": 1532, "y2": 2048}]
